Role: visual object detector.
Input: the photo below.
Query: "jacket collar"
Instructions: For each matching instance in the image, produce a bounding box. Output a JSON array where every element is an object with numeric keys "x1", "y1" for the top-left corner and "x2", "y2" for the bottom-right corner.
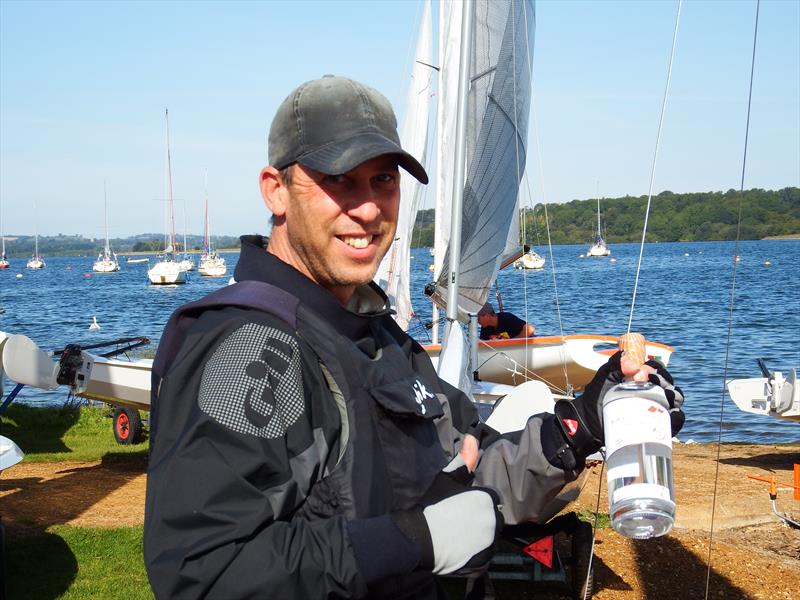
[{"x1": 234, "y1": 235, "x2": 392, "y2": 339}]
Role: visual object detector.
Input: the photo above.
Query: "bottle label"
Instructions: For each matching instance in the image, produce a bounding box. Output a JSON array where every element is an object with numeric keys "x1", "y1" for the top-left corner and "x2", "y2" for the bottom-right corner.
[{"x1": 604, "y1": 397, "x2": 672, "y2": 457}]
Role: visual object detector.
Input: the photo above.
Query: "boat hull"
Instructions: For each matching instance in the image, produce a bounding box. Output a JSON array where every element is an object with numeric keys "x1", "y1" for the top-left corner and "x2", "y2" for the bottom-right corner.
[
  {"x1": 77, "y1": 356, "x2": 153, "y2": 410},
  {"x1": 727, "y1": 371, "x2": 799, "y2": 422},
  {"x1": 92, "y1": 261, "x2": 120, "y2": 272},
  {"x1": 587, "y1": 244, "x2": 610, "y2": 257},
  {"x1": 148, "y1": 261, "x2": 187, "y2": 285},
  {"x1": 424, "y1": 334, "x2": 673, "y2": 394}
]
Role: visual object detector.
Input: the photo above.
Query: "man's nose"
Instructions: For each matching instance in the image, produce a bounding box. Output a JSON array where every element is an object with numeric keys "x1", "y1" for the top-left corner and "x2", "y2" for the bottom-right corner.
[{"x1": 346, "y1": 186, "x2": 382, "y2": 222}]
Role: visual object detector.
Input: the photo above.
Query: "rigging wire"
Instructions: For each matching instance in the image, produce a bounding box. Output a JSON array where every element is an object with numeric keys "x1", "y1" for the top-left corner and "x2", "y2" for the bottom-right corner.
[
  {"x1": 704, "y1": 1, "x2": 761, "y2": 597},
  {"x1": 626, "y1": 0, "x2": 683, "y2": 334}
]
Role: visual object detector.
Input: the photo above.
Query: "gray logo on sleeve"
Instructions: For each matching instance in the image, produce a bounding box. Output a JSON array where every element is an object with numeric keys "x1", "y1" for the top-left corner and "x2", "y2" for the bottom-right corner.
[{"x1": 199, "y1": 323, "x2": 304, "y2": 438}]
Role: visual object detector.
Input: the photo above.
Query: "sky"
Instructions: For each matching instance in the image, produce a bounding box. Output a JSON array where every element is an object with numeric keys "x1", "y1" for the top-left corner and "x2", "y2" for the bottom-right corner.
[{"x1": 1, "y1": 0, "x2": 798, "y2": 239}]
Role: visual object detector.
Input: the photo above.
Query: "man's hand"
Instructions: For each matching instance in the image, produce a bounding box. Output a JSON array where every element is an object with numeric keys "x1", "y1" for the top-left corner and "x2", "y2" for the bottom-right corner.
[
  {"x1": 550, "y1": 350, "x2": 686, "y2": 473},
  {"x1": 390, "y1": 455, "x2": 503, "y2": 575}
]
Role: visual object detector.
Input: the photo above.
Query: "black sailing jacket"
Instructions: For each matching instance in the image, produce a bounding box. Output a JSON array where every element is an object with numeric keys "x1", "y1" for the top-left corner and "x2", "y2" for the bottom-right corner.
[{"x1": 144, "y1": 235, "x2": 571, "y2": 599}]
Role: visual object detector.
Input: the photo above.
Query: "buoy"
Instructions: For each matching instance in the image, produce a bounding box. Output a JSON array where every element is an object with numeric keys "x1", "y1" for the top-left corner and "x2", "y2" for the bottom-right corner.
[
  {"x1": 89, "y1": 316, "x2": 100, "y2": 331},
  {"x1": 610, "y1": 258, "x2": 617, "y2": 263},
  {"x1": 15, "y1": 273, "x2": 22, "y2": 279},
  {"x1": 735, "y1": 255, "x2": 741, "y2": 262},
  {"x1": 84, "y1": 273, "x2": 92, "y2": 277},
  {"x1": 683, "y1": 253, "x2": 689, "y2": 257},
  {"x1": 579, "y1": 254, "x2": 585, "y2": 258},
  {"x1": 763, "y1": 260, "x2": 772, "y2": 267}
]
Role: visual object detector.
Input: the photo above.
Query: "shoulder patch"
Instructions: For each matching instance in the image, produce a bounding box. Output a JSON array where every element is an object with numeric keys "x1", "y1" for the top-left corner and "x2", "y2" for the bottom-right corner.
[{"x1": 199, "y1": 322, "x2": 304, "y2": 438}]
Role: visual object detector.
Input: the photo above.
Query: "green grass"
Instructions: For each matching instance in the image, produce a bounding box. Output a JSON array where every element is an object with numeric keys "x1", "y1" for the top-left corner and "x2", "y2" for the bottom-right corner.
[
  {"x1": 5, "y1": 525, "x2": 153, "y2": 600},
  {"x1": 576, "y1": 508, "x2": 611, "y2": 529},
  {"x1": 0, "y1": 404, "x2": 148, "y2": 462}
]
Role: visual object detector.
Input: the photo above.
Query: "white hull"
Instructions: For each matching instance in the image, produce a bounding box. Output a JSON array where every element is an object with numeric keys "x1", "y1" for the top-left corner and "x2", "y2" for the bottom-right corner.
[
  {"x1": 26, "y1": 257, "x2": 45, "y2": 269},
  {"x1": 148, "y1": 260, "x2": 187, "y2": 285},
  {"x1": 127, "y1": 257, "x2": 149, "y2": 264},
  {"x1": 179, "y1": 259, "x2": 194, "y2": 272},
  {"x1": 514, "y1": 251, "x2": 545, "y2": 270},
  {"x1": 425, "y1": 334, "x2": 673, "y2": 394},
  {"x1": 198, "y1": 254, "x2": 227, "y2": 277},
  {"x1": 93, "y1": 258, "x2": 120, "y2": 272},
  {"x1": 587, "y1": 243, "x2": 610, "y2": 257},
  {"x1": 0, "y1": 260, "x2": 10, "y2": 269},
  {"x1": 727, "y1": 368, "x2": 799, "y2": 422},
  {"x1": 0, "y1": 331, "x2": 153, "y2": 411}
]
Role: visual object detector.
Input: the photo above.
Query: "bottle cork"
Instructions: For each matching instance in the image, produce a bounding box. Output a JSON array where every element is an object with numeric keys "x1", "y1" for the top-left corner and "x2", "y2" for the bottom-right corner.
[{"x1": 619, "y1": 332, "x2": 647, "y2": 379}]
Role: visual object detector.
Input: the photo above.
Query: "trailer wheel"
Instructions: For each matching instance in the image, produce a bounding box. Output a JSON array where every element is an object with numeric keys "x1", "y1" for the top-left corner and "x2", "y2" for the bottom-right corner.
[
  {"x1": 113, "y1": 407, "x2": 143, "y2": 445},
  {"x1": 571, "y1": 521, "x2": 595, "y2": 599}
]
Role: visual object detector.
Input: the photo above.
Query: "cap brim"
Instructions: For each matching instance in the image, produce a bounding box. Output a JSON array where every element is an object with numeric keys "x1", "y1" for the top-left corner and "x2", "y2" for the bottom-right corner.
[{"x1": 296, "y1": 131, "x2": 428, "y2": 184}]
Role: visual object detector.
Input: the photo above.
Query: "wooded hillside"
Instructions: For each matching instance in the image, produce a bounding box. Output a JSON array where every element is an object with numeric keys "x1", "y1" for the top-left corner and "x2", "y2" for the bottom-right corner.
[{"x1": 411, "y1": 187, "x2": 799, "y2": 247}]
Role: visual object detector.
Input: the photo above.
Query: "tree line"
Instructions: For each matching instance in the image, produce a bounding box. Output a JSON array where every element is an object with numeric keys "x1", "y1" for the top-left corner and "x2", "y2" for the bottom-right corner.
[
  {"x1": 409, "y1": 187, "x2": 799, "y2": 247},
  {"x1": 0, "y1": 233, "x2": 242, "y2": 258}
]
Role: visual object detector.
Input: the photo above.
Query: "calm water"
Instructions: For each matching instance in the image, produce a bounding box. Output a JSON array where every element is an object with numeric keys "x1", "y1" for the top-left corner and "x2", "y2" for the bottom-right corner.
[{"x1": 1, "y1": 240, "x2": 798, "y2": 444}]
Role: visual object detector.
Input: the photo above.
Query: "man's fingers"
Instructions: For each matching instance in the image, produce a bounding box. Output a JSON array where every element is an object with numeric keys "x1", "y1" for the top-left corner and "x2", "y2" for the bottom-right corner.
[{"x1": 458, "y1": 434, "x2": 479, "y2": 472}]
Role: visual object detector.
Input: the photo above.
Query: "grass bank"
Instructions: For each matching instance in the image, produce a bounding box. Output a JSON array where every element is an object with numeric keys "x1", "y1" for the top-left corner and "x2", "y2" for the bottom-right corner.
[
  {"x1": 1, "y1": 404, "x2": 148, "y2": 462},
  {"x1": 2, "y1": 404, "x2": 150, "y2": 598}
]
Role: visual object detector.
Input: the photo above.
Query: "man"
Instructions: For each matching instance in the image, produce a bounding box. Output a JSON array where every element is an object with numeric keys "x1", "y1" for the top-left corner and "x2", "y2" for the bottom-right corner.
[
  {"x1": 144, "y1": 76, "x2": 684, "y2": 599},
  {"x1": 477, "y1": 303, "x2": 535, "y2": 340}
]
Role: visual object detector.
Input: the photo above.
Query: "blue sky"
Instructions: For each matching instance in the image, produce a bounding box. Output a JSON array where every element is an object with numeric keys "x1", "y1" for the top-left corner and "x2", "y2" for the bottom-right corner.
[{"x1": 1, "y1": 0, "x2": 797, "y2": 238}]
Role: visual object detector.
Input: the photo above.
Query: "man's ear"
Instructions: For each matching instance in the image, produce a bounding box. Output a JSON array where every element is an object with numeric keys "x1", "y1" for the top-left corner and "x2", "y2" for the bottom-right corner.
[{"x1": 260, "y1": 166, "x2": 287, "y2": 218}]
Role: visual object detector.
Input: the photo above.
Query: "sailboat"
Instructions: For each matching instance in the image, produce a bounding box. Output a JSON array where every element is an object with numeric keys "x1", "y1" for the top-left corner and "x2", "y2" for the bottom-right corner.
[
  {"x1": 92, "y1": 182, "x2": 120, "y2": 273},
  {"x1": 586, "y1": 197, "x2": 611, "y2": 257},
  {"x1": 383, "y1": 0, "x2": 671, "y2": 399},
  {"x1": 148, "y1": 109, "x2": 187, "y2": 285},
  {"x1": 514, "y1": 248, "x2": 545, "y2": 270},
  {"x1": 26, "y1": 211, "x2": 45, "y2": 269},
  {"x1": 0, "y1": 198, "x2": 9, "y2": 269},
  {"x1": 197, "y1": 177, "x2": 226, "y2": 277}
]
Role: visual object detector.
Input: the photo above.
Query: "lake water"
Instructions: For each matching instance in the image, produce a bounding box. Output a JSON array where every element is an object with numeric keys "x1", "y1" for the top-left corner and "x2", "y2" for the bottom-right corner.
[{"x1": 1, "y1": 240, "x2": 798, "y2": 444}]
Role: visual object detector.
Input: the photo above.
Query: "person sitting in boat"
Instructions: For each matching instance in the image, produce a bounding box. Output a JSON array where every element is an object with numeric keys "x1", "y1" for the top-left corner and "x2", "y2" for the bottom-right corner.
[{"x1": 477, "y1": 302, "x2": 535, "y2": 340}]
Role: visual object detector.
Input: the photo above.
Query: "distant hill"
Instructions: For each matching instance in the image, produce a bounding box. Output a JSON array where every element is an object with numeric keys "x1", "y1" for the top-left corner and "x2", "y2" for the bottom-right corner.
[
  {"x1": 2, "y1": 188, "x2": 797, "y2": 256},
  {"x1": 0, "y1": 233, "x2": 243, "y2": 258},
  {"x1": 410, "y1": 187, "x2": 799, "y2": 247}
]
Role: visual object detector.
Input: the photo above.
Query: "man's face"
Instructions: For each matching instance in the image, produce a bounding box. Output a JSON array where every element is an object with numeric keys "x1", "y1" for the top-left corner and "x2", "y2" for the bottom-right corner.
[{"x1": 271, "y1": 155, "x2": 401, "y2": 302}]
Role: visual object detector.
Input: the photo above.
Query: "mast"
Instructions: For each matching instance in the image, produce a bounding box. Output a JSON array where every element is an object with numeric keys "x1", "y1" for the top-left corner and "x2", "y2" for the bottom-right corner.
[
  {"x1": 104, "y1": 180, "x2": 111, "y2": 256},
  {"x1": 203, "y1": 169, "x2": 210, "y2": 254},
  {"x1": 165, "y1": 108, "x2": 177, "y2": 261},
  {"x1": 596, "y1": 197, "x2": 602, "y2": 239},
  {"x1": 0, "y1": 195, "x2": 5, "y2": 258},
  {"x1": 444, "y1": 0, "x2": 474, "y2": 326}
]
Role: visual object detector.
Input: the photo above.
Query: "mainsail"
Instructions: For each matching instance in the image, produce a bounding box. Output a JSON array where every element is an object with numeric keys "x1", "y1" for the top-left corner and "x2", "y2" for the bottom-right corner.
[
  {"x1": 432, "y1": 0, "x2": 536, "y2": 318},
  {"x1": 374, "y1": 0, "x2": 434, "y2": 330}
]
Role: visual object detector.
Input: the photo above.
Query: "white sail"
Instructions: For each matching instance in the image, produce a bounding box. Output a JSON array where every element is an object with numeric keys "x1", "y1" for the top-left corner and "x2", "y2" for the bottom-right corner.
[
  {"x1": 374, "y1": 0, "x2": 434, "y2": 329},
  {"x1": 432, "y1": 0, "x2": 536, "y2": 318}
]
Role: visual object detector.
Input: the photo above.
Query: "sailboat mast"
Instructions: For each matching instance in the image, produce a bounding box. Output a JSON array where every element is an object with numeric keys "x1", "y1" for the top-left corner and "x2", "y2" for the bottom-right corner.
[
  {"x1": 444, "y1": 0, "x2": 474, "y2": 324},
  {"x1": 203, "y1": 169, "x2": 210, "y2": 254},
  {"x1": 597, "y1": 197, "x2": 601, "y2": 238},
  {"x1": 104, "y1": 180, "x2": 111, "y2": 255},
  {"x1": 165, "y1": 109, "x2": 177, "y2": 260}
]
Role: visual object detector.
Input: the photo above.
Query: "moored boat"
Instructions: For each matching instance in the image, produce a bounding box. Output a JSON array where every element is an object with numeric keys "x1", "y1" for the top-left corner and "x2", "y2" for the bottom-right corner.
[{"x1": 148, "y1": 109, "x2": 187, "y2": 286}]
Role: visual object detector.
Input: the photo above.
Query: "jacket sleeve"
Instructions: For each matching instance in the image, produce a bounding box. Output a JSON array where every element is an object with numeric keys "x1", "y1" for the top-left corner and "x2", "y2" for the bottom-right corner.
[
  {"x1": 473, "y1": 414, "x2": 580, "y2": 526},
  {"x1": 143, "y1": 310, "x2": 388, "y2": 599}
]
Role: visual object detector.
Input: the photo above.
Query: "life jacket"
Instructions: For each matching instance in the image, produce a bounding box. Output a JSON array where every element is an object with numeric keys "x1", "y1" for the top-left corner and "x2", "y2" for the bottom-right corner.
[{"x1": 151, "y1": 280, "x2": 450, "y2": 518}]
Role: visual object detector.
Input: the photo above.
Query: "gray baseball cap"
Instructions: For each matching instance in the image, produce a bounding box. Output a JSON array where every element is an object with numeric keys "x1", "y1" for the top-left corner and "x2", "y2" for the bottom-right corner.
[{"x1": 268, "y1": 75, "x2": 428, "y2": 184}]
